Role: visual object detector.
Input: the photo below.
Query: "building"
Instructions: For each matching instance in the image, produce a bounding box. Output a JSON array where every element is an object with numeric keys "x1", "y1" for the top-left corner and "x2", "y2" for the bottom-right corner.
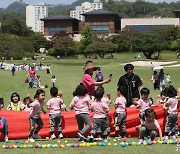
[
  {"x1": 121, "y1": 18, "x2": 179, "y2": 33},
  {"x1": 41, "y1": 15, "x2": 79, "y2": 38},
  {"x1": 26, "y1": 3, "x2": 48, "y2": 33},
  {"x1": 70, "y1": 0, "x2": 103, "y2": 21},
  {"x1": 81, "y1": 9, "x2": 121, "y2": 33}
]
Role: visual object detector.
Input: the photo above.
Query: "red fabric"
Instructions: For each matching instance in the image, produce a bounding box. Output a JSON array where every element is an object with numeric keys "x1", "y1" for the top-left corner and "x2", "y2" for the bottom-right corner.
[{"x1": 0, "y1": 102, "x2": 179, "y2": 140}]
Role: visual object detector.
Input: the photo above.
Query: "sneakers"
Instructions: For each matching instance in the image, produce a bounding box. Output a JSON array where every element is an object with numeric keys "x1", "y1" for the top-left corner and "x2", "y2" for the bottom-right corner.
[
  {"x1": 4, "y1": 136, "x2": 8, "y2": 142},
  {"x1": 77, "y1": 132, "x2": 86, "y2": 141},
  {"x1": 59, "y1": 133, "x2": 63, "y2": 139},
  {"x1": 50, "y1": 134, "x2": 56, "y2": 140},
  {"x1": 139, "y1": 139, "x2": 144, "y2": 144},
  {"x1": 33, "y1": 134, "x2": 41, "y2": 139},
  {"x1": 164, "y1": 136, "x2": 169, "y2": 140},
  {"x1": 89, "y1": 135, "x2": 94, "y2": 142},
  {"x1": 28, "y1": 137, "x2": 35, "y2": 143},
  {"x1": 171, "y1": 135, "x2": 176, "y2": 140}
]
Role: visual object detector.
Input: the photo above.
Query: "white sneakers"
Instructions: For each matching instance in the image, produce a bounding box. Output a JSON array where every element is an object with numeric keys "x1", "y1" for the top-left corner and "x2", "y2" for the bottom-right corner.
[
  {"x1": 59, "y1": 133, "x2": 63, "y2": 139},
  {"x1": 4, "y1": 136, "x2": 8, "y2": 142},
  {"x1": 28, "y1": 137, "x2": 35, "y2": 143},
  {"x1": 50, "y1": 134, "x2": 56, "y2": 140}
]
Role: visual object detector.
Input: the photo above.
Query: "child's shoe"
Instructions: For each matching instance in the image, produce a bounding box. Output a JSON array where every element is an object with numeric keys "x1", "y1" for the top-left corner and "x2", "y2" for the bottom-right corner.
[
  {"x1": 77, "y1": 132, "x2": 86, "y2": 141},
  {"x1": 164, "y1": 136, "x2": 169, "y2": 140},
  {"x1": 50, "y1": 134, "x2": 56, "y2": 140},
  {"x1": 4, "y1": 136, "x2": 8, "y2": 142},
  {"x1": 59, "y1": 133, "x2": 63, "y2": 139},
  {"x1": 139, "y1": 139, "x2": 144, "y2": 144},
  {"x1": 28, "y1": 137, "x2": 35, "y2": 143},
  {"x1": 171, "y1": 135, "x2": 176, "y2": 140},
  {"x1": 89, "y1": 135, "x2": 94, "y2": 142},
  {"x1": 33, "y1": 134, "x2": 41, "y2": 139}
]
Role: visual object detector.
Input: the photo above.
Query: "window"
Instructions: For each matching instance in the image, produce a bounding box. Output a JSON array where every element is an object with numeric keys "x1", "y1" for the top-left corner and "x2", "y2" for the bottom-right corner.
[
  {"x1": 90, "y1": 25, "x2": 109, "y2": 33},
  {"x1": 49, "y1": 27, "x2": 67, "y2": 35}
]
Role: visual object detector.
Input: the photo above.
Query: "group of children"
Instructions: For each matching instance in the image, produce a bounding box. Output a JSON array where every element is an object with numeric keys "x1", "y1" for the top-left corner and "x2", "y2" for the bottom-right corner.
[{"x1": 1, "y1": 83, "x2": 180, "y2": 143}]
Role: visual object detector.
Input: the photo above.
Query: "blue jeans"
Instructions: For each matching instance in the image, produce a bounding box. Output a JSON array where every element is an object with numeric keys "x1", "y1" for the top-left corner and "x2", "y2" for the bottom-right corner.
[{"x1": 0, "y1": 117, "x2": 8, "y2": 137}]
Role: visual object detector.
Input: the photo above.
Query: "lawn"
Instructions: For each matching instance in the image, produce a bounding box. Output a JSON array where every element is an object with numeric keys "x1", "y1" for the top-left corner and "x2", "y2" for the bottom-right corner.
[{"x1": 0, "y1": 52, "x2": 180, "y2": 153}]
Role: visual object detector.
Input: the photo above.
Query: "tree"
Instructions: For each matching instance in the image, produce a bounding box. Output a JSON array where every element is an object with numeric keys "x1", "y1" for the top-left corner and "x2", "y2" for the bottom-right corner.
[
  {"x1": 79, "y1": 26, "x2": 94, "y2": 53},
  {"x1": 54, "y1": 36, "x2": 75, "y2": 57},
  {"x1": 84, "y1": 42, "x2": 116, "y2": 57},
  {"x1": 135, "y1": 34, "x2": 162, "y2": 59}
]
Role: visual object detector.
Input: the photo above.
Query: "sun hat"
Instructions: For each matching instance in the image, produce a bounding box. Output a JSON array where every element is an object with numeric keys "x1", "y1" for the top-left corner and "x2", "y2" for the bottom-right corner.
[{"x1": 84, "y1": 61, "x2": 98, "y2": 71}]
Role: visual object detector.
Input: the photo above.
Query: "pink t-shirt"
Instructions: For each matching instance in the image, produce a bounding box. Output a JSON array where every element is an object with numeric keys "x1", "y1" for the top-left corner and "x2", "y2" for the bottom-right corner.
[
  {"x1": 114, "y1": 96, "x2": 127, "y2": 114},
  {"x1": 137, "y1": 98, "x2": 152, "y2": 115},
  {"x1": 101, "y1": 97, "x2": 111, "y2": 106},
  {"x1": 30, "y1": 100, "x2": 44, "y2": 119},
  {"x1": 47, "y1": 98, "x2": 63, "y2": 115},
  {"x1": 70, "y1": 95, "x2": 91, "y2": 115},
  {"x1": 91, "y1": 101, "x2": 109, "y2": 119},
  {"x1": 82, "y1": 74, "x2": 95, "y2": 95},
  {"x1": 28, "y1": 69, "x2": 36, "y2": 77},
  {"x1": 144, "y1": 119, "x2": 160, "y2": 130},
  {"x1": 166, "y1": 97, "x2": 178, "y2": 114}
]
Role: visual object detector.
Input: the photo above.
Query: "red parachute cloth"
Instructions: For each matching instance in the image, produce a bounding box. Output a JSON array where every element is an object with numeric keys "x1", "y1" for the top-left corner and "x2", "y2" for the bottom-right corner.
[{"x1": 0, "y1": 102, "x2": 179, "y2": 140}]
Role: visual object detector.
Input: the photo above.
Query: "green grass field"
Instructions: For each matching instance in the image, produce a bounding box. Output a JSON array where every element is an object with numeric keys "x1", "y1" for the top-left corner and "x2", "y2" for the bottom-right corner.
[{"x1": 0, "y1": 52, "x2": 180, "y2": 153}]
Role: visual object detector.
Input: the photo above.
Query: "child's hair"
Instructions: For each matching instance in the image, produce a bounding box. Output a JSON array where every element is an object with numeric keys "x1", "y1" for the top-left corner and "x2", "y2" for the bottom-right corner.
[
  {"x1": 50, "y1": 87, "x2": 58, "y2": 97},
  {"x1": 11, "y1": 92, "x2": 20, "y2": 102},
  {"x1": 160, "y1": 91, "x2": 166, "y2": 97},
  {"x1": 149, "y1": 97, "x2": 154, "y2": 103},
  {"x1": 117, "y1": 86, "x2": 125, "y2": 96},
  {"x1": 73, "y1": 83, "x2": 88, "y2": 96},
  {"x1": 96, "y1": 86, "x2": 105, "y2": 93},
  {"x1": 165, "y1": 85, "x2": 177, "y2": 98},
  {"x1": 57, "y1": 92, "x2": 63, "y2": 99},
  {"x1": 144, "y1": 108, "x2": 157, "y2": 119},
  {"x1": 34, "y1": 89, "x2": 45, "y2": 99},
  {"x1": 37, "y1": 75, "x2": 40, "y2": 78},
  {"x1": 23, "y1": 97, "x2": 32, "y2": 103},
  {"x1": 140, "y1": 88, "x2": 150, "y2": 95},
  {"x1": 52, "y1": 75, "x2": 55, "y2": 78},
  {"x1": 94, "y1": 88, "x2": 104, "y2": 100}
]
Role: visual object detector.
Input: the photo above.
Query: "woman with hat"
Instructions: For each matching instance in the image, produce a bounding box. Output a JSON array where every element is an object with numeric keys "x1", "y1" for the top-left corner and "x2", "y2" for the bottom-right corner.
[{"x1": 82, "y1": 60, "x2": 111, "y2": 96}]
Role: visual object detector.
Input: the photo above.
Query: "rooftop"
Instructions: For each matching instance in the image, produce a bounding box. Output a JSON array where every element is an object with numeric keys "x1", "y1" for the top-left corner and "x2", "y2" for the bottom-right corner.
[{"x1": 41, "y1": 15, "x2": 79, "y2": 21}]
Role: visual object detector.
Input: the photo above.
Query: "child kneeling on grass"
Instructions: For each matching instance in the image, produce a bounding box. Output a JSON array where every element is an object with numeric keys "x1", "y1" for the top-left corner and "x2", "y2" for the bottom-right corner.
[
  {"x1": 28, "y1": 89, "x2": 46, "y2": 143},
  {"x1": 47, "y1": 87, "x2": 64, "y2": 140},
  {"x1": 89, "y1": 87, "x2": 109, "y2": 142},
  {"x1": 70, "y1": 83, "x2": 92, "y2": 142},
  {"x1": 139, "y1": 108, "x2": 162, "y2": 143}
]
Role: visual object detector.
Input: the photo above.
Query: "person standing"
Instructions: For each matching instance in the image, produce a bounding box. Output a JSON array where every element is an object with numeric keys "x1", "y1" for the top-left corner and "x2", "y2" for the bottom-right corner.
[
  {"x1": 27, "y1": 66, "x2": 37, "y2": 88},
  {"x1": 11, "y1": 64, "x2": 16, "y2": 76},
  {"x1": 159, "y1": 69, "x2": 165, "y2": 91},
  {"x1": 117, "y1": 64, "x2": 143, "y2": 107},
  {"x1": 151, "y1": 71, "x2": 159, "y2": 90},
  {"x1": 82, "y1": 61, "x2": 111, "y2": 96},
  {"x1": 95, "y1": 67, "x2": 104, "y2": 82}
]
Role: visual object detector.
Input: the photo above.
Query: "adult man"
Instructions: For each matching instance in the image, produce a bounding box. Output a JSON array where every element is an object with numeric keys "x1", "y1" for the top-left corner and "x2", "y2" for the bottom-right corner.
[{"x1": 117, "y1": 64, "x2": 143, "y2": 107}]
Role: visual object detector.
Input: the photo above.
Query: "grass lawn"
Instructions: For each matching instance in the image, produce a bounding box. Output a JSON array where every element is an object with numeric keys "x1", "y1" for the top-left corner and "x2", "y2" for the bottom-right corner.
[{"x1": 0, "y1": 52, "x2": 180, "y2": 153}]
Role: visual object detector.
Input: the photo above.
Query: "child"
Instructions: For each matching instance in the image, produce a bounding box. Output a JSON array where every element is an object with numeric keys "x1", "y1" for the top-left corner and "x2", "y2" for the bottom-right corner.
[
  {"x1": 0, "y1": 100, "x2": 9, "y2": 142},
  {"x1": 163, "y1": 85, "x2": 178, "y2": 139},
  {"x1": 156, "y1": 91, "x2": 167, "y2": 104},
  {"x1": 57, "y1": 92, "x2": 69, "y2": 111},
  {"x1": 139, "y1": 108, "x2": 162, "y2": 143},
  {"x1": 36, "y1": 75, "x2": 41, "y2": 88},
  {"x1": 47, "y1": 87, "x2": 64, "y2": 139},
  {"x1": 7, "y1": 92, "x2": 25, "y2": 111},
  {"x1": 23, "y1": 97, "x2": 32, "y2": 112},
  {"x1": 51, "y1": 75, "x2": 56, "y2": 87},
  {"x1": 137, "y1": 88, "x2": 155, "y2": 124},
  {"x1": 28, "y1": 89, "x2": 46, "y2": 142},
  {"x1": 114, "y1": 86, "x2": 127, "y2": 139},
  {"x1": 70, "y1": 83, "x2": 92, "y2": 141},
  {"x1": 89, "y1": 87, "x2": 109, "y2": 142}
]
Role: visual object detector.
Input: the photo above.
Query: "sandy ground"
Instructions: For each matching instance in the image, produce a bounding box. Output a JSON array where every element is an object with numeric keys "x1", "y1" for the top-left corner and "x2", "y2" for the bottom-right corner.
[{"x1": 121, "y1": 61, "x2": 178, "y2": 67}]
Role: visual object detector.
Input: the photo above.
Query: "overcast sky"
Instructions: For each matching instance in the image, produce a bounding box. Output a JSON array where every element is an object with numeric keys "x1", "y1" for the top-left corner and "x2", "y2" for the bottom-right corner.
[{"x1": 0, "y1": 0, "x2": 180, "y2": 8}]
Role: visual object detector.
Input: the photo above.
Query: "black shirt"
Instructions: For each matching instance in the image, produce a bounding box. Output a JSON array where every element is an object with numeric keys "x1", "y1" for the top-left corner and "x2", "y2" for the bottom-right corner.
[{"x1": 117, "y1": 73, "x2": 143, "y2": 107}]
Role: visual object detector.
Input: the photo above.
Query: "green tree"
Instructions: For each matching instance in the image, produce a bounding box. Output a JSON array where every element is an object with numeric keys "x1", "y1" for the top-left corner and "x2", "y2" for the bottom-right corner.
[
  {"x1": 79, "y1": 26, "x2": 94, "y2": 53},
  {"x1": 84, "y1": 42, "x2": 116, "y2": 57},
  {"x1": 54, "y1": 36, "x2": 75, "y2": 57}
]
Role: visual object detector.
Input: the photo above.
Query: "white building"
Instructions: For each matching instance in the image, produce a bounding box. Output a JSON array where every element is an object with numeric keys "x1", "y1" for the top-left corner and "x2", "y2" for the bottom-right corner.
[
  {"x1": 70, "y1": 0, "x2": 103, "y2": 21},
  {"x1": 26, "y1": 3, "x2": 48, "y2": 33}
]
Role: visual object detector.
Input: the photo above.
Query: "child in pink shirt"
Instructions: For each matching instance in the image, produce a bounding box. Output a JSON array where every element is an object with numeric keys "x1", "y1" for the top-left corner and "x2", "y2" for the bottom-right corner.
[
  {"x1": 114, "y1": 86, "x2": 127, "y2": 139},
  {"x1": 89, "y1": 87, "x2": 109, "y2": 142},
  {"x1": 70, "y1": 83, "x2": 92, "y2": 141},
  {"x1": 23, "y1": 96, "x2": 32, "y2": 112},
  {"x1": 139, "y1": 108, "x2": 162, "y2": 143},
  {"x1": 156, "y1": 91, "x2": 167, "y2": 104},
  {"x1": 47, "y1": 87, "x2": 64, "y2": 140},
  {"x1": 28, "y1": 89, "x2": 46, "y2": 143},
  {"x1": 163, "y1": 85, "x2": 178, "y2": 139}
]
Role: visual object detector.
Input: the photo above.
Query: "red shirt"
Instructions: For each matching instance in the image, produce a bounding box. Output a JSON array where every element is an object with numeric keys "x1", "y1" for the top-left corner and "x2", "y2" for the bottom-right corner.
[
  {"x1": 28, "y1": 69, "x2": 36, "y2": 77},
  {"x1": 82, "y1": 74, "x2": 95, "y2": 95}
]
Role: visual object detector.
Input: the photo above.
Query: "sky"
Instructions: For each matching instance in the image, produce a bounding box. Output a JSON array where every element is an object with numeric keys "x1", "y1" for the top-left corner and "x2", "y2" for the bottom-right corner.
[{"x1": 0, "y1": 0, "x2": 180, "y2": 8}]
